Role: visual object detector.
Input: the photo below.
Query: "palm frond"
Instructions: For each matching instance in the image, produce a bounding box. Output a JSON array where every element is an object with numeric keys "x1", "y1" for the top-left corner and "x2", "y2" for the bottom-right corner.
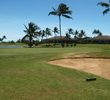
[
  {"x1": 97, "y1": 2, "x2": 110, "y2": 8},
  {"x1": 92, "y1": 29, "x2": 98, "y2": 34},
  {"x1": 41, "y1": 30, "x2": 46, "y2": 38},
  {"x1": 23, "y1": 24, "x2": 29, "y2": 33},
  {"x1": 22, "y1": 35, "x2": 29, "y2": 41},
  {"x1": 62, "y1": 14, "x2": 73, "y2": 19},
  {"x1": 46, "y1": 28, "x2": 51, "y2": 35},
  {"x1": 80, "y1": 30, "x2": 85, "y2": 35},
  {"x1": 48, "y1": 11, "x2": 57, "y2": 16},
  {"x1": 49, "y1": 3, "x2": 73, "y2": 18},
  {"x1": 65, "y1": 11, "x2": 73, "y2": 14},
  {"x1": 53, "y1": 27, "x2": 59, "y2": 33},
  {"x1": 32, "y1": 34, "x2": 38, "y2": 39},
  {"x1": 74, "y1": 30, "x2": 79, "y2": 36},
  {"x1": 28, "y1": 22, "x2": 40, "y2": 33},
  {"x1": 23, "y1": 30, "x2": 28, "y2": 33},
  {"x1": 34, "y1": 32, "x2": 40, "y2": 37},
  {"x1": 3, "y1": 35, "x2": 6, "y2": 39},
  {"x1": 66, "y1": 33, "x2": 70, "y2": 39},
  {"x1": 103, "y1": 8, "x2": 110, "y2": 15},
  {"x1": 52, "y1": 7, "x2": 56, "y2": 11},
  {"x1": 68, "y1": 28, "x2": 73, "y2": 34},
  {"x1": 61, "y1": 10, "x2": 73, "y2": 15}
]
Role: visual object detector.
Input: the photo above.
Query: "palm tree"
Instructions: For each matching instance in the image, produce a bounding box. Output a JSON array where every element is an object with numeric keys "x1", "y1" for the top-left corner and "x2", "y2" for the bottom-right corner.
[
  {"x1": 73, "y1": 30, "x2": 79, "y2": 43},
  {"x1": 0, "y1": 35, "x2": 6, "y2": 42},
  {"x1": 53, "y1": 27, "x2": 59, "y2": 44},
  {"x1": 66, "y1": 28, "x2": 73, "y2": 44},
  {"x1": 97, "y1": 1, "x2": 110, "y2": 15},
  {"x1": 23, "y1": 22, "x2": 40, "y2": 48},
  {"x1": 3, "y1": 35, "x2": 6, "y2": 40},
  {"x1": 74, "y1": 30, "x2": 79, "y2": 39},
  {"x1": 65, "y1": 33, "x2": 71, "y2": 45},
  {"x1": 0, "y1": 38, "x2": 3, "y2": 42},
  {"x1": 68, "y1": 28, "x2": 74, "y2": 37},
  {"x1": 78, "y1": 30, "x2": 86, "y2": 43},
  {"x1": 92, "y1": 29, "x2": 98, "y2": 36},
  {"x1": 40, "y1": 30, "x2": 46, "y2": 43},
  {"x1": 79, "y1": 30, "x2": 86, "y2": 38},
  {"x1": 99, "y1": 32, "x2": 103, "y2": 36},
  {"x1": 37, "y1": 31, "x2": 42, "y2": 42},
  {"x1": 45, "y1": 28, "x2": 51, "y2": 46},
  {"x1": 92, "y1": 29, "x2": 102, "y2": 36},
  {"x1": 48, "y1": 3, "x2": 73, "y2": 45}
]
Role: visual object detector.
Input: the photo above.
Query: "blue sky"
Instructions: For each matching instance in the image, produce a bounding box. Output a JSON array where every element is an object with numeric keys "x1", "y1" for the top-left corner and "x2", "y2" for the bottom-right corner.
[{"x1": 0, "y1": 0, "x2": 110, "y2": 41}]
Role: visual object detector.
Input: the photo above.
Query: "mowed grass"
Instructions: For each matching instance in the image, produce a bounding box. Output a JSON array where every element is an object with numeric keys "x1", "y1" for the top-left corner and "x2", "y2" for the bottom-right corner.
[{"x1": 0, "y1": 44, "x2": 110, "y2": 100}]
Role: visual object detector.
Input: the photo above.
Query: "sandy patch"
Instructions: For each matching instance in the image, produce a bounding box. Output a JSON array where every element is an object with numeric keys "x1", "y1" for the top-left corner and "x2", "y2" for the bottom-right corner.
[{"x1": 47, "y1": 58, "x2": 110, "y2": 80}]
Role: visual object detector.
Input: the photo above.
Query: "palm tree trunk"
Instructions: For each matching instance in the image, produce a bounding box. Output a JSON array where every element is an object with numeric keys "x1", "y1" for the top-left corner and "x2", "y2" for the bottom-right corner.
[
  {"x1": 53, "y1": 33, "x2": 55, "y2": 44},
  {"x1": 46, "y1": 34, "x2": 48, "y2": 46},
  {"x1": 55, "y1": 33, "x2": 57, "y2": 44},
  {"x1": 29, "y1": 34, "x2": 32, "y2": 48},
  {"x1": 59, "y1": 15, "x2": 62, "y2": 44},
  {"x1": 41, "y1": 38, "x2": 43, "y2": 43}
]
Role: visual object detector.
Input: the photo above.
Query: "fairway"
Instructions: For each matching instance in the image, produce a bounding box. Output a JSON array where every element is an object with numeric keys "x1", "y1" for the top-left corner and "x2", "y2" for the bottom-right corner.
[{"x1": 0, "y1": 44, "x2": 110, "y2": 100}]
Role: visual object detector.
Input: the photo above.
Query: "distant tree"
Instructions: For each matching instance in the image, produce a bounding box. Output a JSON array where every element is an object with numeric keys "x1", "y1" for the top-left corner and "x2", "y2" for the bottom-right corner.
[
  {"x1": 45, "y1": 28, "x2": 51, "y2": 45},
  {"x1": 9, "y1": 40, "x2": 15, "y2": 43},
  {"x1": 78, "y1": 30, "x2": 86, "y2": 39},
  {"x1": 23, "y1": 22, "x2": 40, "y2": 48},
  {"x1": 65, "y1": 33, "x2": 71, "y2": 45},
  {"x1": 16, "y1": 39, "x2": 21, "y2": 43},
  {"x1": 68, "y1": 28, "x2": 74, "y2": 36},
  {"x1": 0, "y1": 35, "x2": 6, "y2": 42},
  {"x1": 40, "y1": 30, "x2": 46, "y2": 43},
  {"x1": 21, "y1": 37, "x2": 29, "y2": 44},
  {"x1": 53, "y1": 27, "x2": 59, "y2": 44},
  {"x1": 74, "y1": 30, "x2": 79, "y2": 39},
  {"x1": 99, "y1": 32, "x2": 103, "y2": 36},
  {"x1": 73, "y1": 30, "x2": 79, "y2": 43},
  {"x1": 92, "y1": 29, "x2": 102, "y2": 36},
  {"x1": 66, "y1": 28, "x2": 73, "y2": 44},
  {"x1": 97, "y1": 0, "x2": 110, "y2": 15},
  {"x1": 36, "y1": 30, "x2": 42, "y2": 42},
  {"x1": 78, "y1": 30, "x2": 86, "y2": 43},
  {"x1": 92, "y1": 29, "x2": 97, "y2": 36},
  {"x1": 48, "y1": 3, "x2": 73, "y2": 45},
  {"x1": 0, "y1": 38, "x2": 2, "y2": 42},
  {"x1": 3, "y1": 35, "x2": 6, "y2": 40}
]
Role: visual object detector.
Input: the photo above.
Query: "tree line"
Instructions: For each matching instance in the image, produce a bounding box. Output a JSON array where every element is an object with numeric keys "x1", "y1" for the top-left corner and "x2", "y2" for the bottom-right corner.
[
  {"x1": 22, "y1": 1, "x2": 106, "y2": 48},
  {"x1": 1, "y1": 1, "x2": 109, "y2": 47}
]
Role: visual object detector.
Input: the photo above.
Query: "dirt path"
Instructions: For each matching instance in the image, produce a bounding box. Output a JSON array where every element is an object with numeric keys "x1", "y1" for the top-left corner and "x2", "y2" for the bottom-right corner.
[{"x1": 47, "y1": 58, "x2": 110, "y2": 80}]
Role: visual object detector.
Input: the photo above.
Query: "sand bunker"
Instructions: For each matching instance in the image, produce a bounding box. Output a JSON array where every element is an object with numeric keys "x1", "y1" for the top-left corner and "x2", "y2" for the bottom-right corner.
[{"x1": 48, "y1": 58, "x2": 110, "y2": 80}]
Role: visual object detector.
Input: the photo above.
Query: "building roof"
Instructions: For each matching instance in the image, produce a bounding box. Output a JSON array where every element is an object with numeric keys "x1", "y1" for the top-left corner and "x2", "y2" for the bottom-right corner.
[
  {"x1": 48, "y1": 36, "x2": 65, "y2": 40},
  {"x1": 85, "y1": 36, "x2": 110, "y2": 40}
]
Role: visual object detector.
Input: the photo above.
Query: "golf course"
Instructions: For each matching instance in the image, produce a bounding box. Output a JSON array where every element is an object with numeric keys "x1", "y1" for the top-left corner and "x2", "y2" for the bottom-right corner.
[{"x1": 0, "y1": 44, "x2": 110, "y2": 100}]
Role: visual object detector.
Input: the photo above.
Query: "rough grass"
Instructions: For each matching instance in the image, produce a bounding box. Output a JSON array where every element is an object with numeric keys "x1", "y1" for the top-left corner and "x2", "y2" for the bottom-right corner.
[{"x1": 0, "y1": 44, "x2": 110, "y2": 100}]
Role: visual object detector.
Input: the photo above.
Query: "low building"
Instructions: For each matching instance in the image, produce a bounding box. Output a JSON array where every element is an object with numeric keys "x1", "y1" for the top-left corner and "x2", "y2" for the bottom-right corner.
[
  {"x1": 84, "y1": 36, "x2": 110, "y2": 44},
  {"x1": 42, "y1": 36, "x2": 110, "y2": 44},
  {"x1": 42, "y1": 36, "x2": 77, "y2": 43}
]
